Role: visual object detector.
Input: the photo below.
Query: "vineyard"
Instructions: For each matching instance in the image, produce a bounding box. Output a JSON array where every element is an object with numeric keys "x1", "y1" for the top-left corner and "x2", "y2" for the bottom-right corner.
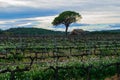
[{"x1": 0, "y1": 34, "x2": 120, "y2": 80}]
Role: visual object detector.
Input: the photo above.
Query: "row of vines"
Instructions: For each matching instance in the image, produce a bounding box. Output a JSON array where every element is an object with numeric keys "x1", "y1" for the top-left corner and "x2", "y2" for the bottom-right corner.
[{"x1": 0, "y1": 34, "x2": 120, "y2": 80}]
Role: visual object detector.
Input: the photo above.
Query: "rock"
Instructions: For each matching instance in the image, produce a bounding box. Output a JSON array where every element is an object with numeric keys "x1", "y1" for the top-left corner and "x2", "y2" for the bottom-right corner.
[{"x1": 70, "y1": 29, "x2": 88, "y2": 35}]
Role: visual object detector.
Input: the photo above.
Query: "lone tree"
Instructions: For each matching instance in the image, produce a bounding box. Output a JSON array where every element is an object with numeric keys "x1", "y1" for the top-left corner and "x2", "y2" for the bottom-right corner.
[{"x1": 52, "y1": 11, "x2": 82, "y2": 36}]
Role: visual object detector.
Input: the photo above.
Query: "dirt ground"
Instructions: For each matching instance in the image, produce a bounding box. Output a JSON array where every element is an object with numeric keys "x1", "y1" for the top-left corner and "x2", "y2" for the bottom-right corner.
[{"x1": 105, "y1": 75, "x2": 120, "y2": 80}]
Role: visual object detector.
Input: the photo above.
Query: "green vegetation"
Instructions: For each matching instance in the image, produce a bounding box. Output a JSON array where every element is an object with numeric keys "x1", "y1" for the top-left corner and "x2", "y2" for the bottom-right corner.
[
  {"x1": 0, "y1": 10, "x2": 120, "y2": 80},
  {"x1": 0, "y1": 27, "x2": 64, "y2": 36},
  {"x1": 0, "y1": 34, "x2": 120, "y2": 80},
  {"x1": 0, "y1": 27, "x2": 120, "y2": 37},
  {"x1": 52, "y1": 11, "x2": 82, "y2": 36},
  {"x1": 91, "y1": 29, "x2": 120, "y2": 34}
]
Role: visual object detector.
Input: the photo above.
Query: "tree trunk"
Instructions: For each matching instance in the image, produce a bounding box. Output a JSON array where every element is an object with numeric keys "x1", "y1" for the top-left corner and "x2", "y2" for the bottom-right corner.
[{"x1": 65, "y1": 24, "x2": 69, "y2": 36}]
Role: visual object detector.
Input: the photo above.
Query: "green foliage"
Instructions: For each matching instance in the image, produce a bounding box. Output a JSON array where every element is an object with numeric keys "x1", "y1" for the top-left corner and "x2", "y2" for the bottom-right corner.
[
  {"x1": 1, "y1": 27, "x2": 64, "y2": 36},
  {"x1": 7, "y1": 53, "x2": 24, "y2": 61},
  {"x1": 52, "y1": 11, "x2": 82, "y2": 26},
  {"x1": 91, "y1": 29, "x2": 120, "y2": 34},
  {"x1": 0, "y1": 56, "x2": 119, "y2": 80},
  {"x1": 0, "y1": 34, "x2": 120, "y2": 80},
  {"x1": 52, "y1": 11, "x2": 82, "y2": 35}
]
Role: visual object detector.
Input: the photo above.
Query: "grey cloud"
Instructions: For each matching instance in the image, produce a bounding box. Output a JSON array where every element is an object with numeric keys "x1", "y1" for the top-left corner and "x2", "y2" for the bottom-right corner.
[{"x1": 0, "y1": 0, "x2": 120, "y2": 30}]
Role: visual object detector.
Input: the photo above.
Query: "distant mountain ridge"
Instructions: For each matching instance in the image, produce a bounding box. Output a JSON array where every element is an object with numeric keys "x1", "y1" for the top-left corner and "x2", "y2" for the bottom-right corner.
[
  {"x1": 0, "y1": 27, "x2": 64, "y2": 35},
  {"x1": 92, "y1": 29, "x2": 120, "y2": 34},
  {"x1": 0, "y1": 27, "x2": 120, "y2": 36}
]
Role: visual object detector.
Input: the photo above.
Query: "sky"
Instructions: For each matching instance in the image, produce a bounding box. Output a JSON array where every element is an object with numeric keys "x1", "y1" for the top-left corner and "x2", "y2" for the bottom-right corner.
[{"x1": 0, "y1": 0, "x2": 120, "y2": 31}]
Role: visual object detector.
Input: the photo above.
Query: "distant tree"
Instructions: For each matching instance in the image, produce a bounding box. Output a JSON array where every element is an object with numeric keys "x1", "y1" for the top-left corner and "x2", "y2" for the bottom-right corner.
[
  {"x1": 0, "y1": 29, "x2": 3, "y2": 34},
  {"x1": 52, "y1": 11, "x2": 82, "y2": 36}
]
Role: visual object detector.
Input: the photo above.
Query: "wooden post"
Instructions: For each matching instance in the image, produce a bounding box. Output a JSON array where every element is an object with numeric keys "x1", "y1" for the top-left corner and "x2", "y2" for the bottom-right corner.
[
  {"x1": 70, "y1": 46, "x2": 72, "y2": 55},
  {"x1": 35, "y1": 52, "x2": 38, "y2": 61},
  {"x1": 54, "y1": 66, "x2": 59, "y2": 80},
  {"x1": 87, "y1": 66, "x2": 92, "y2": 80},
  {"x1": 116, "y1": 63, "x2": 120, "y2": 78},
  {"x1": 10, "y1": 71, "x2": 15, "y2": 80}
]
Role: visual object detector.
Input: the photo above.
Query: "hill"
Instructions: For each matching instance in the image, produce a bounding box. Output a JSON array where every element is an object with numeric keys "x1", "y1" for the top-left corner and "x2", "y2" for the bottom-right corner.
[
  {"x1": 1, "y1": 27, "x2": 64, "y2": 36},
  {"x1": 91, "y1": 29, "x2": 120, "y2": 34},
  {"x1": 0, "y1": 28, "x2": 120, "y2": 36}
]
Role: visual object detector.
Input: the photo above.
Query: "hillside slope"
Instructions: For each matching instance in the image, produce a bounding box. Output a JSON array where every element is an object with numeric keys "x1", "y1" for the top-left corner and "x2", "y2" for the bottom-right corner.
[{"x1": 1, "y1": 27, "x2": 64, "y2": 35}]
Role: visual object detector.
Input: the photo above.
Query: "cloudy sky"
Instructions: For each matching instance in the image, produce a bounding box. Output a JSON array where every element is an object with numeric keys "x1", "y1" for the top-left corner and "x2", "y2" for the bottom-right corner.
[{"x1": 0, "y1": 0, "x2": 120, "y2": 31}]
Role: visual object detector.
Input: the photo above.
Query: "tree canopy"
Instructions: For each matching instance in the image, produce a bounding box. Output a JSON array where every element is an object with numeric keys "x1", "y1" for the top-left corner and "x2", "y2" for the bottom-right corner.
[{"x1": 52, "y1": 11, "x2": 82, "y2": 36}]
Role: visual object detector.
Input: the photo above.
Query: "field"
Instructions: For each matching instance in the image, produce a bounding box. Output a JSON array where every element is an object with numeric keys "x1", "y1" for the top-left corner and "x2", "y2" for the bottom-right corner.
[{"x1": 0, "y1": 34, "x2": 120, "y2": 80}]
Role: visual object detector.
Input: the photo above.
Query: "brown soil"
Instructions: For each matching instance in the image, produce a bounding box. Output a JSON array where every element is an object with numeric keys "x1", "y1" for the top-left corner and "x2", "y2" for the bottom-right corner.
[{"x1": 105, "y1": 75, "x2": 120, "y2": 80}]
